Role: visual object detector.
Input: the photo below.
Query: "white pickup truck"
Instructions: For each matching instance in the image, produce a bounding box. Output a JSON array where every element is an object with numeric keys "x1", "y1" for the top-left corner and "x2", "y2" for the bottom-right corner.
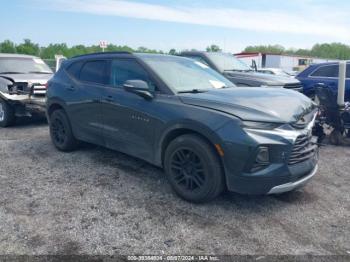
[{"x1": 0, "y1": 54, "x2": 53, "y2": 127}]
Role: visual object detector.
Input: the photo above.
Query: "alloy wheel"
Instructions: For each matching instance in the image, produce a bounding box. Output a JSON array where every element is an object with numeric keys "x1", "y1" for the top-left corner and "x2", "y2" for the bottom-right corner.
[
  {"x1": 51, "y1": 118, "x2": 66, "y2": 145},
  {"x1": 170, "y1": 148, "x2": 206, "y2": 192}
]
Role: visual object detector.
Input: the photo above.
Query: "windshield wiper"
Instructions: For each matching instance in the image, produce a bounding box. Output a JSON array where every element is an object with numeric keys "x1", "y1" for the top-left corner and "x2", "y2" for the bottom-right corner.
[
  {"x1": 177, "y1": 89, "x2": 208, "y2": 94},
  {"x1": 0, "y1": 71, "x2": 25, "y2": 74},
  {"x1": 28, "y1": 71, "x2": 52, "y2": 74}
]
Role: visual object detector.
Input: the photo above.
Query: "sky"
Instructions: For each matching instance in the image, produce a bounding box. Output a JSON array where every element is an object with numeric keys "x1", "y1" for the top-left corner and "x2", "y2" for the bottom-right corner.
[{"x1": 1, "y1": 0, "x2": 350, "y2": 53}]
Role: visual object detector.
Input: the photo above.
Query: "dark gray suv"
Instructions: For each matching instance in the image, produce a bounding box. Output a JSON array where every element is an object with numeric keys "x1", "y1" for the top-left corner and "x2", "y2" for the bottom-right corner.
[
  {"x1": 180, "y1": 51, "x2": 303, "y2": 92},
  {"x1": 46, "y1": 52, "x2": 318, "y2": 203}
]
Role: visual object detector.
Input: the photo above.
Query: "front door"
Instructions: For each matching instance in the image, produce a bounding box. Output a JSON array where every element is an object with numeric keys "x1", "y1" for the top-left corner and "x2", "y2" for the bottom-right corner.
[{"x1": 101, "y1": 59, "x2": 158, "y2": 162}]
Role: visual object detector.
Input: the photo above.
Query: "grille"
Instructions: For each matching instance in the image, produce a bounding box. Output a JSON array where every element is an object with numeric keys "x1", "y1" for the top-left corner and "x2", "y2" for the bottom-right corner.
[
  {"x1": 289, "y1": 134, "x2": 317, "y2": 165},
  {"x1": 283, "y1": 83, "x2": 303, "y2": 91},
  {"x1": 32, "y1": 84, "x2": 47, "y2": 96}
]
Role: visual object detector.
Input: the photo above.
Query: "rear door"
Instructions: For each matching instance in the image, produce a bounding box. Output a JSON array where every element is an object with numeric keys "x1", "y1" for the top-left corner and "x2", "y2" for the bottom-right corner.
[{"x1": 67, "y1": 60, "x2": 107, "y2": 145}]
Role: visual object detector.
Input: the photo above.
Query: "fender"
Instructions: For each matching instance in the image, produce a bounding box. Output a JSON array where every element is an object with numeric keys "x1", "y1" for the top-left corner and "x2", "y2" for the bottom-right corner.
[
  {"x1": 46, "y1": 97, "x2": 68, "y2": 119},
  {"x1": 0, "y1": 76, "x2": 12, "y2": 97},
  {"x1": 154, "y1": 119, "x2": 228, "y2": 166}
]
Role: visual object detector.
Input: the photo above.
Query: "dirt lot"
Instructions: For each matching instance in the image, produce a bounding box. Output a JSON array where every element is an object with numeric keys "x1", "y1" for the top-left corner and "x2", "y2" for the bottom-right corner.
[{"x1": 0, "y1": 118, "x2": 349, "y2": 256}]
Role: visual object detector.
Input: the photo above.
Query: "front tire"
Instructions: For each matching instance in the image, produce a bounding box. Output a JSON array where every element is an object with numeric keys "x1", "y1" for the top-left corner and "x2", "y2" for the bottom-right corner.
[
  {"x1": 49, "y1": 109, "x2": 78, "y2": 151},
  {"x1": 164, "y1": 134, "x2": 225, "y2": 203},
  {"x1": 0, "y1": 99, "x2": 15, "y2": 127}
]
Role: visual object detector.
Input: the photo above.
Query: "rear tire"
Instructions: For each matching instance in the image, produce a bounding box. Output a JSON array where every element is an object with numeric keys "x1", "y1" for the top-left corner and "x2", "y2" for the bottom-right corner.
[
  {"x1": 164, "y1": 134, "x2": 225, "y2": 203},
  {"x1": 0, "y1": 99, "x2": 15, "y2": 127},
  {"x1": 49, "y1": 109, "x2": 78, "y2": 151}
]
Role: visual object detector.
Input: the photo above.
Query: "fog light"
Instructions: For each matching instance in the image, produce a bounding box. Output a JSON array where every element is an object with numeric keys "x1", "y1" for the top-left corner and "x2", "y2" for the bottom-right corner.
[{"x1": 256, "y1": 147, "x2": 270, "y2": 164}]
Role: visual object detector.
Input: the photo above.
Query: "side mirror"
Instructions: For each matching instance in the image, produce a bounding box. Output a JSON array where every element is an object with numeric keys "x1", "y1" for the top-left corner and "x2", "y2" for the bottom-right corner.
[{"x1": 123, "y1": 80, "x2": 153, "y2": 100}]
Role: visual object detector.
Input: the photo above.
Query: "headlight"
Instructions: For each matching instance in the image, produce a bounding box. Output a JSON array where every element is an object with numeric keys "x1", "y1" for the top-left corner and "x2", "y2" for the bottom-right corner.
[{"x1": 242, "y1": 121, "x2": 282, "y2": 130}]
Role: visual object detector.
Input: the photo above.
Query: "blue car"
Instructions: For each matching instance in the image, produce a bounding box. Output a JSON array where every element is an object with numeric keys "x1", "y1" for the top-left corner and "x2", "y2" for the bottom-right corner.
[{"x1": 297, "y1": 62, "x2": 350, "y2": 101}]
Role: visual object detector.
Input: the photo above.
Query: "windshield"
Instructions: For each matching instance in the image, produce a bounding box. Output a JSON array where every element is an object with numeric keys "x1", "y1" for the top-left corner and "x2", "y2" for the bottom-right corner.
[
  {"x1": 206, "y1": 53, "x2": 251, "y2": 72},
  {"x1": 0, "y1": 57, "x2": 52, "y2": 74},
  {"x1": 139, "y1": 55, "x2": 235, "y2": 93}
]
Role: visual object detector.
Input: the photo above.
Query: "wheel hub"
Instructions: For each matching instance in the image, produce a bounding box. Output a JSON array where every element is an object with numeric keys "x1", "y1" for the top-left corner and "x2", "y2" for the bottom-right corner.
[
  {"x1": 52, "y1": 119, "x2": 66, "y2": 145},
  {"x1": 170, "y1": 149, "x2": 205, "y2": 192}
]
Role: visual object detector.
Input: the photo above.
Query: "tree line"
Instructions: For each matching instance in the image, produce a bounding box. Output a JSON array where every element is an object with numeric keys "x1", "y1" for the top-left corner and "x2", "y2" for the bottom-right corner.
[
  {"x1": 1, "y1": 39, "x2": 350, "y2": 60},
  {"x1": 243, "y1": 43, "x2": 350, "y2": 60}
]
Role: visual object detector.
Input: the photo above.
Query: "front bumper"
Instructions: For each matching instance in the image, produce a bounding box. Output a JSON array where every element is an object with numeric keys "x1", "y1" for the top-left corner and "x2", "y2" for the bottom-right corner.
[
  {"x1": 224, "y1": 155, "x2": 318, "y2": 195},
  {"x1": 216, "y1": 114, "x2": 318, "y2": 195},
  {"x1": 268, "y1": 164, "x2": 317, "y2": 194}
]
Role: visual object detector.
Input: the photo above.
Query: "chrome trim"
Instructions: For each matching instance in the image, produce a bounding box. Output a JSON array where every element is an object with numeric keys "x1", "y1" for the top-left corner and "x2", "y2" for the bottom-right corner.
[
  {"x1": 244, "y1": 111, "x2": 318, "y2": 144},
  {"x1": 268, "y1": 165, "x2": 318, "y2": 194}
]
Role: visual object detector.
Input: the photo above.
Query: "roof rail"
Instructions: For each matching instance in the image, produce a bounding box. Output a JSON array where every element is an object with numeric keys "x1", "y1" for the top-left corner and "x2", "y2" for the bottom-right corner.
[{"x1": 72, "y1": 51, "x2": 132, "y2": 59}]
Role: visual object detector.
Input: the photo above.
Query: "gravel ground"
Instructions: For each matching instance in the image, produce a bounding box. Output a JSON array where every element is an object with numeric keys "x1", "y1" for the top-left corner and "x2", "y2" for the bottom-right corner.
[{"x1": 0, "y1": 118, "x2": 349, "y2": 256}]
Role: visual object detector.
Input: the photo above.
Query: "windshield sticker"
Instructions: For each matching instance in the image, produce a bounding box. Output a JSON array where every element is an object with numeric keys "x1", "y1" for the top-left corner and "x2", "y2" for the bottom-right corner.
[
  {"x1": 209, "y1": 80, "x2": 225, "y2": 89},
  {"x1": 33, "y1": 58, "x2": 45, "y2": 64},
  {"x1": 195, "y1": 61, "x2": 209, "y2": 69}
]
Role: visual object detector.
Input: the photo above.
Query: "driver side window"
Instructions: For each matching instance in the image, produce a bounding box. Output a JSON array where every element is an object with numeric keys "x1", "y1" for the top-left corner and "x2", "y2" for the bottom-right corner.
[{"x1": 110, "y1": 59, "x2": 156, "y2": 91}]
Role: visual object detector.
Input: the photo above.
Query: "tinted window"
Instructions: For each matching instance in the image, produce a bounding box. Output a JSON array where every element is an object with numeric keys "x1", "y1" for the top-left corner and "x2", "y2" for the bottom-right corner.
[
  {"x1": 206, "y1": 53, "x2": 251, "y2": 71},
  {"x1": 66, "y1": 61, "x2": 83, "y2": 79},
  {"x1": 185, "y1": 56, "x2": 209, "y2": 66},
  {"x1": 347, "y1": 64, "x2": 350, "y2": 78},
  {"x1": 110, "y1": 59, "x2": 152, "y2": 88},
  {"x1": 311, "y1": 65, "x2": 339, "y2": 78},
  {"x1": 80, "y1": 60, "x2": 108, "y2": 84}
]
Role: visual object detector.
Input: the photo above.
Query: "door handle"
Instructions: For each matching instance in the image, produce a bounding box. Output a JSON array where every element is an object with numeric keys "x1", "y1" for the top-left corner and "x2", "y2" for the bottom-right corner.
[
  {"x1": 66, "y1": 85, "x2": 75, "y2": 91},
  {"x1": 105, "y1": 95, "x2": 114, "y2": 102}
]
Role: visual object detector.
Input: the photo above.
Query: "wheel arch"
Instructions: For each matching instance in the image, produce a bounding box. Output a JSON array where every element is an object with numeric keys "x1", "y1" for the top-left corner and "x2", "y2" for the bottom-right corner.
[
  {"x1": 156, "y1": 122, "x2": 226, "y2": 171},
  {"x1": 47, "y1": 99, "x2": 67, "y2": 118}
]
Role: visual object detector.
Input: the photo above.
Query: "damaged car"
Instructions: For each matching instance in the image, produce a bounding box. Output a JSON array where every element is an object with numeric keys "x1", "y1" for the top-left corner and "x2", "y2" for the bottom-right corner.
[
  {"x1": 0, "y1": 54, "x2": 53, "y2": 127},
  {"x1": 47, "y1": 52, "x2": 319, "y2": 203}
]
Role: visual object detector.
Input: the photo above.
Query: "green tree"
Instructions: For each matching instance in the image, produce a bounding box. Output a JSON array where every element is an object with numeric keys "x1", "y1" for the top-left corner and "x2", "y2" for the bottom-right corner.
[
  {"x1": 40, "y1": 43, "x2": 69, "y2": 59},
  {"x1": 0, "y1": 40, "x2": 16, "y2": 53},
  {"x1": 168, "y1": 49, "x2": 177, "y2": 55},
  {"x1": 16, "y1": 39, "x2": 40, "y2": 56},
  {"x1": 206, "y1": 44, "x2": 221, "y2": 52},
  {"x1": 244, "y1": 44, "x2": 285, "y2": 54}
]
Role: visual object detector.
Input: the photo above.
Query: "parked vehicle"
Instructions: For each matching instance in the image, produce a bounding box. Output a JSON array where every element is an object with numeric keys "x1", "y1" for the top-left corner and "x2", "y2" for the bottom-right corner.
[
  {"x1": 0, "y1": 54, "x2": 53, "y2": 127},
  {"x1": 47, "y1": 52, "x2": 318, "y2": 202},
  {"x1": 296, "y1": 62, "x2": 350, "y2": 100},
  {"x1": 257, "y1": 68, "x2": 295, "y2": 78},
  {"x1": 179, "y1": 51, "x2": 303, "y2": 92},
  {"x1": 312, "y1": 62, "x2": 350, "y2": 145},
  {"x1": 314, "y1": 86, "x2": 350, "y2": 144}
]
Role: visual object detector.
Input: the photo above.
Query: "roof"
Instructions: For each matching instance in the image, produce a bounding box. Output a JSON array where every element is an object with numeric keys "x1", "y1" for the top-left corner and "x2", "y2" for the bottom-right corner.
[
  {"x1": 180, "y1": 51, "x2": 206, "y2": 54},
  {"x1": 71, "y1": 51, "x2": 133, "y2": 59},
  {"x1": 0, "y1": 53, "x2": 40, "y2": 59},
  {"x1": 235, "y1": 52, "x2": 315, "y2": 59},
  {"x1": 234, "y1": 52, "x2": 338, "y2": 60}
]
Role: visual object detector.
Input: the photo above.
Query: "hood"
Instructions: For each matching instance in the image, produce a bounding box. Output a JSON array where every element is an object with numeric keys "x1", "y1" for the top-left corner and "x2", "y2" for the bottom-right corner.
[
  {"x1": 179, "y1": 87, "x2": 316, "y2": 123},
  {"x1": 0, "y1": 73, "x2": 53, "y2": 84},
  {"x1": 223, "y1": 71, "x2": 300, "y2": 86}
]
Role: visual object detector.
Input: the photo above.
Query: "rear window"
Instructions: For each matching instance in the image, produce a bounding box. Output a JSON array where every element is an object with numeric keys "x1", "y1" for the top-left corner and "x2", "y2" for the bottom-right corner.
[
  {"x1": 80, "y1": 60, "x2": 108, "y2": 85},
  {"x1": 311, "y1": 65, "x2": 338, "y2": 78},
  {"x1": 66, "y1": 61, "x2": 83, "y2": 79}
]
